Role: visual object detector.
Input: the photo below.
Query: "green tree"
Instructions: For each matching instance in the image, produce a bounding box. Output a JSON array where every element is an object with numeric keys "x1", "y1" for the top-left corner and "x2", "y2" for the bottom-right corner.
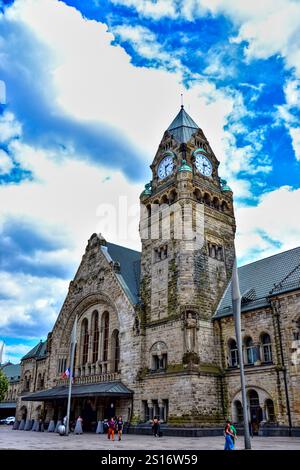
[{"x1": 0, "y1": 369, "x2": 9, "y2": 402}]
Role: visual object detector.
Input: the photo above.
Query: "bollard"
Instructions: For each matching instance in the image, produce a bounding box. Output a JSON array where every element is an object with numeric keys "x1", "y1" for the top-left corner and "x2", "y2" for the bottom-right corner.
[
  {"x1": 48, "y1": 420, "x2": 55, "y2": 432},
  {"x1": 32, "y1": 420, "x2": 39, "y2": 431},
  {"x1": 55, "y1": 420, "x2": 62, "y2": 433},
  {"x1": 19, "y1": 419, "x2": 25, "y2": 430},
  {"x1": 24, "y1": 419, "x2": 33, "y2": 431},
  {"x1": 96, "y1": 421, "x2": 104, "y2": 434}
]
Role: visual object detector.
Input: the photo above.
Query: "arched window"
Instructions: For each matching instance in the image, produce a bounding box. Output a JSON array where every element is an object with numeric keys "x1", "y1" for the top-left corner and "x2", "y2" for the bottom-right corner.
[
  {"x1": 81, "y1": 318, "x2": 89, "y2": 365},
  {"x1": 37, "y1": 373, "x2": 42, "y2": 390},
  {"x1": 245, "y1": 337, "x2": 255, "y2": 364},
  {"x1": 150, "y1": 342, "x2": 168, "y2": 371},
  {"x1": 265, "y1": 399, "x2": 275, "y2": 422},
  {"x1": 221, "y1": 201, "x2": 228, "y2": 213},
  {"x1": 204, "y1": 193, "x2": 211, "y2": 206},
  {"x1": 92, "y1": 311, "x2": 99, "y2": 364},
  {"x1": 261, "y1": 333, "x2": 272, "y2": 363},
  {"x1": 248, "y1": 389, "x2": 262, "y2": 424},
  {"x1": 194, "y1": 189, "x2": 202, "y2": 203},
  {"x1": 234, "y1": 400, "x2": 243, "y2": 423},
  {"x1": 213, "y1": 197, "x2": 220, "y2": 210},
  {"x1": 111, "y1": 330, "x2": 120, "y2": 372},
  {"x1": 24, "y1": 375, "x2": 30, "y2": 392},
  {"x1": 293, "y1": 317, "x2": 300, "y2": 340},
  {"x1": 102, "y1": 312, "x2": 109, "y2": 362},
  {"x1": 228, "y1": 339, "x2": 239, "y2": 367}
]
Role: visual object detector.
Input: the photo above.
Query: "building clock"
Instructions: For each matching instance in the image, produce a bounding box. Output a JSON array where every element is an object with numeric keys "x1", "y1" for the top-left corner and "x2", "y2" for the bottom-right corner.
[
  {"x1": 194, "y1": 150, "x2": 212, "y2": 177},
  {"x1": 157, "y1": 154, "x2": 174, "y2": 180}
]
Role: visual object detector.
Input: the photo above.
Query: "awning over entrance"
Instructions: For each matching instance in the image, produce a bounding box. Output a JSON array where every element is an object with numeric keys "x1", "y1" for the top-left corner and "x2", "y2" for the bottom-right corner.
[
  {"x1": 0, "y1": 401, "x2": 17, "y2": 409},
  {"x1": 21, "y1": 381, "x2": 133, "y2": 401}
]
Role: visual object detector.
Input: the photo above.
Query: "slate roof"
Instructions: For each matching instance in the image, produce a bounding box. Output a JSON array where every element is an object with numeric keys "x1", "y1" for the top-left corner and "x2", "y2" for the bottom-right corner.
[
  {"x1": 167, "y1": 106, "x2": 199, "y2": 143},
  {"x1": 214, "y1": 246, "x2": 300, "y2": 319},
  {"x1": 21, "y1": 381, "x2": 133, "y2": 401},
  {"x1": 1, "y1": 362, "x2": 21, "y2": 382},
  {"x1": 105, "y1": 242, "x2": 141, "y2": 304},
  {"x1": 21, "y1": 340, "x2": 47, "y2": 361}
]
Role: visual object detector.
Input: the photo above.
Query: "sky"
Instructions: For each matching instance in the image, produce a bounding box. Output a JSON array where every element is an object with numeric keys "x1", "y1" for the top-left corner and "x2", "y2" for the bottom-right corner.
[{"x1": 0, "y1": 0, "x2": 300, "y2": 363}]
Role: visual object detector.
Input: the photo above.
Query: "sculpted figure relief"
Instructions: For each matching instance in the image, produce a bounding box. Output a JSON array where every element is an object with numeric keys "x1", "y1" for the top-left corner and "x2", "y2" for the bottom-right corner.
[{"x1": 185, "y1": 312, "x2": 197, "y2": 352}]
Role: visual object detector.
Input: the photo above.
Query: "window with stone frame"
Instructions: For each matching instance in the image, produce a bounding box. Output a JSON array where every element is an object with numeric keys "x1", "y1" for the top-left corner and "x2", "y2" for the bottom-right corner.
[
  {"x1": 57, "y1": 357, "x2": 67, "y2": 374},
  {"x1": 234, "y1": 400, "x2": 243, "y2": 423},
  {"x1": 81, "y1": 318, "x2": 89, "y2": 365},
  {"x1": 37, "y1": 373, "x2": 42, "y2": 390},
  {"x1": 293, "y1": 317, "x2": 300, "y2": 340},
  {"x1": 265, "y1": 399, "x2": 276, "y2": 422},
  {"x1": 208, "y1": 242, "x2": 224, "y2": 261},
  {"x1": 150, "y1": 341, "x2": 168, "y2": 372},
  {"x1": 92, "y1": 310, "x2": 99, "y2": 364},
  {"x1": 24, "y1": 374, "x2": 30, "y2": 392},
  {"x1": 152, "y1": 353, "x2": 167, "y2": 371},
  {"x1": 111, "y1": 329, "x2": 120, "y2": 372},
  {"x1": 228, "y1": 338, "x2": 239, "y2": 367},
  {"x1": 162, "y1": 399, "x2": 169, "y2": 422},
  {"x1": 245, "y1": 336, "x2": 255, "y2": 365},
  {"x1": 260, "y1": 333, "x2": 272, "y2": 363},
  {"x1": 143, "y1": 400, "x2": 150, "y2": 422},
  {"x1": 154, "y1": 244, "x2": 168, "y2": 262},
  {"x1": 102, "y1": 311, "x2": 109, "y2": 362}
]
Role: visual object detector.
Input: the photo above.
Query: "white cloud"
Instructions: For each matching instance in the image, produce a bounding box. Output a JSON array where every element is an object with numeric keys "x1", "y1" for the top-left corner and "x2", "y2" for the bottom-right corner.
[
  {"x1": 0, "y1": 139, "x2": 144, "y2": 253},
  {"x1": 275, "y1": 77, "x2": 300, "y2": 162},
  {"x1": 109, "y1": 0, "x2": 177, "y2": 19},
  {"x1": 0, "y1": 270, "x2": 68, "y2": 337},
  {"x1": 0, "y1": 111, "x2": 22, "y2": 142},
  {"x1": 2, "y1": 342, "x2": 35, "y2": 364},
  {"x1": 0, "y1": 149, "x2": 13, "y2": 174},
  {"x1": 110, "y1": 1, "x2": 300, "y2": 78},
  {"x1": 111, "y1": 24, "x2": 181, "y2": 69},
  {"x1": 289, "y1": 128, "x2": 300, "y2": 161},
  {"x1": 236, "y1": 185, "x2": 300, "y2": 263}
]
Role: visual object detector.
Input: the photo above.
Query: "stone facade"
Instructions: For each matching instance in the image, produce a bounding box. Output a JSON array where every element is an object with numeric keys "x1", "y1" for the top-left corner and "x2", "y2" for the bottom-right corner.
[{"x1": 15, "y1": 107, "x2": 300, "y2": 434}]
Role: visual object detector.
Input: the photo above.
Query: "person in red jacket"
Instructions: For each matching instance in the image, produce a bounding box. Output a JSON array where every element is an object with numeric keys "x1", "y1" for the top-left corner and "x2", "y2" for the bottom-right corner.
[{"x1": 107, "y1": 417, "x2": 116, "y2": 441}]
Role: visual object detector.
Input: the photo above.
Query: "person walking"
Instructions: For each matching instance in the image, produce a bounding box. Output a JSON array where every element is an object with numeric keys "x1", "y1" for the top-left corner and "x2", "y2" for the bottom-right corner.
[
  {"x1": 117, "y1": 416, "x2": 123, "y2": 441},
  {"x1": 107, "y1": 417, "x2": 116, "y2": 441},
  {"x1": 224, "y1": 420, "x2": 235, "y2": 450},
  {"x1": 151, "y1": 416, "x2": 160, "y2": 437}
]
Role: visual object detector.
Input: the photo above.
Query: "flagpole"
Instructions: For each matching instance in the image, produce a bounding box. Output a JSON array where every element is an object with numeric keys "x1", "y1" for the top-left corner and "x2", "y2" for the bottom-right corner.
[
  {"x1": 231, "y1": 256, "x2": 252, "y2": 450},
  {"x1": 0, "y1": 341, "x2": 4, "y2": 365},
  {"x1": 65, "y1": 316, "x2": 77, "y2": 436}
]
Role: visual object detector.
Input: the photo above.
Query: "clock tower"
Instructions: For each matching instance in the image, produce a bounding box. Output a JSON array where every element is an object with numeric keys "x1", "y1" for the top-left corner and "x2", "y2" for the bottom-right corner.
[{"x1": 137, "y1": 105, "x2": 236, "y2": 425}]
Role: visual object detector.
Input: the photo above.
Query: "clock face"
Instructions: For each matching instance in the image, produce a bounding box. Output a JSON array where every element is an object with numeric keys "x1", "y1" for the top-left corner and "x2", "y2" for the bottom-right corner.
[
  {"x1": 195, "y1": 153, "x2": 212, "y2": 177},
  {"x1": 157, "y1": 155, "x2": 174, "y2": 180}
]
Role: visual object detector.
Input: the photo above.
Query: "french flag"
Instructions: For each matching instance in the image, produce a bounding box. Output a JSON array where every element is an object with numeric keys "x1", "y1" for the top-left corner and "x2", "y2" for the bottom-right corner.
[{"x1": 62, "y1": 367, "x2": 70, "y2": 379}]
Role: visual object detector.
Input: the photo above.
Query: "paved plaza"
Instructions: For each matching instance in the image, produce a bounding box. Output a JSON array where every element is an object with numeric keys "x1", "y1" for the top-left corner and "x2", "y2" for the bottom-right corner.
[{"x1": 0, "y1": 427, "x2": 300, "y2": 450}]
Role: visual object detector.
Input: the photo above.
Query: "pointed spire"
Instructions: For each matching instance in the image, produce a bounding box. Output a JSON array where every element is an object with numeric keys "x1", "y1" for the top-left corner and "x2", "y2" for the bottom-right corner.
[{"x1": 167, "y1": 106, "x2": 199, "y2": 143}]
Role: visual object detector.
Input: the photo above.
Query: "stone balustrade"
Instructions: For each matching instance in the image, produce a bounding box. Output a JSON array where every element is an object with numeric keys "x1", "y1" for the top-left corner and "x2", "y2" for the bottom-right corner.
[{"x1": 56, "y1": 372, "x2": 120, "y2": 386}]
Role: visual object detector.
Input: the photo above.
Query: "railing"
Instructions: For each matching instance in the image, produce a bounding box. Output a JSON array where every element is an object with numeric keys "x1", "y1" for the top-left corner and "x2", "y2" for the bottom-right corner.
[{"x1": 56, "y1": 372, "x2": 120, "y2": 387}]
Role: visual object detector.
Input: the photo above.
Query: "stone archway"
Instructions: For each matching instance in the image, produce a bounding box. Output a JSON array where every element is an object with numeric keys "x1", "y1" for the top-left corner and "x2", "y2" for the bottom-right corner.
[{"x1": 230, "y1": 386, "x2": 275, "y2": 433}]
